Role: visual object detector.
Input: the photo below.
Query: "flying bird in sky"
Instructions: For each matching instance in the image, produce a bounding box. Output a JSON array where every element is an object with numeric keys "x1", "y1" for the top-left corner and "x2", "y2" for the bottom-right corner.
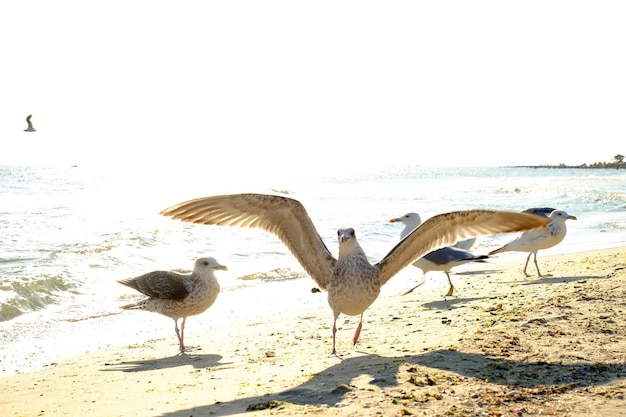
[{"x1": 24, "y1": 114, "x2": 36, "y2": 132}]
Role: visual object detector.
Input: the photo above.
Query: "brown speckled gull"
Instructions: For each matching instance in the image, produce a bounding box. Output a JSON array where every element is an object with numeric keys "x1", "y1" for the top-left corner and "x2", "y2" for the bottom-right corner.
[
  {"x1": 118, "y1": 257, "x2": 227, "y2": 352},
  {"x1": 160, "y1": 193, "x2": 549, "y2": 356}
]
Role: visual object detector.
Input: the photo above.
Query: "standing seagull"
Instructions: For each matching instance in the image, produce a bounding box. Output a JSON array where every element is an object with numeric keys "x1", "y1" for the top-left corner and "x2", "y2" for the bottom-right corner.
[
  {"x1": 489, "y1": 209, "x2": 577, "y2": 277},
  {"x1": 118, "y1": 257, "x2": 228, "y2": 352},
  {"x1": 389, "y1": 212, "x2": 490, "y2": 297},
  {"x1": 24, "y1": 114, "x2": 36, "y2": 132},
  {"x1": 160, "y1": 194, "x2": 549, "y2": 356}
]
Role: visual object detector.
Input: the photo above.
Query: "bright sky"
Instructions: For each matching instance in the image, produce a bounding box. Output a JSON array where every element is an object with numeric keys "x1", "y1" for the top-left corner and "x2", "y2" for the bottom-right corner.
[{"x1": 2, "y1": 1, "x2": 625, "y2": 170}]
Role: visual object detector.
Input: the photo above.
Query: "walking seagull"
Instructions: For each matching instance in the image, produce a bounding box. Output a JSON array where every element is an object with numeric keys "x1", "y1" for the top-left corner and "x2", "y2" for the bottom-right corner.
[
  {"x1": 489, "y1": 209, "x2": 577, "y2": 277},
  {"x1": 118, "y1": 257, "x2": 228, "y2": 352},
  {"x1": 24, "y1": 114, "x2": 36, "y2": 132},
  {"x1": 390, "y1": 212, "x2": 490, "y2": 296},
  {"x1": 160, "y1": 193, "x2": 549, "y2": 356}
]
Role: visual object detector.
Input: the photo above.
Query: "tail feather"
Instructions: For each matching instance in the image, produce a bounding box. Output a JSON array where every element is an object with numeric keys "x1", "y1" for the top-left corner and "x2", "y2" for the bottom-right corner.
[
  {"x1": 120, "y1": 301, "x2": 147, "y2": 310},
  {"x1": 489, "y1": 246, "x2": 506, "y2": 255},
  {"x1": 468, "y1": 254, "x2": 490, "y2": 262}
]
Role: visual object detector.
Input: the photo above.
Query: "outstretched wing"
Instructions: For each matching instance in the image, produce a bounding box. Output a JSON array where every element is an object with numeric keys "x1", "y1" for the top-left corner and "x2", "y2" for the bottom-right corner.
[
  {"x1": 376, "y1": 210, "x2": 549, "y2": 285},
  {"x1": 118, "y1": 271, "x2": 190, "y2": 300},
  {"x1": 160, "y1": 193, "x2": 336, "y2": 291}
]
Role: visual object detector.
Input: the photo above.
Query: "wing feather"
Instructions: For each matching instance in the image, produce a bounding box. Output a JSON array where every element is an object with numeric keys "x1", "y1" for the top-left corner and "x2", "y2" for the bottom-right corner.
[
  {"x1": 376, "y1": 210, "x2": 549, "y2": 285},
  {"x1": 118, "y1": 271, "x2": 190, "y2": 300},
  {"x1": 160, "y1": 194, "x2": 336, "y2": 290}
]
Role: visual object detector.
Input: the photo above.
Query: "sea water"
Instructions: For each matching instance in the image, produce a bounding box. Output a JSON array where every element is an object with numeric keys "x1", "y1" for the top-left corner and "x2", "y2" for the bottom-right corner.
[{"x1": 1, "y1": 163, "x2": 625, "y2": 375}]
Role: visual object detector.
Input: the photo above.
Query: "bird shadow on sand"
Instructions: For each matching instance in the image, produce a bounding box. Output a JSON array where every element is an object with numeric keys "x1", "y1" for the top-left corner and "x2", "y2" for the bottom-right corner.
[
  {"x1": 414, "y1": 348, "x2": 626, "y2": 389},
  {"x1": 455, "y1": 268, "x2": 501, "y2": 276},
  {"x1": 101, "y1": 352, "x2": 230, "y2": 373},
  {"x1": 153, "y1": 349, "x2": 626, "y2": 417},
  {"x1": 154, "y1": 352, "x2": 403, "y2": 416},
  {"x1": 514, "y1": 274, "x2": 608, "y2": 286},
  {"x1": 417, "y1": 296, "x2": 486, "y2": 311}
]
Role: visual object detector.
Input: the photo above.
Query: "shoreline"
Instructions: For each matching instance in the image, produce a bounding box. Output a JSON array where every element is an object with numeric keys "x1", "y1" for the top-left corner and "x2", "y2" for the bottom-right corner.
[
  {"x1": 510, "y1": 164, "x2": 625, "y2": 169},
  {"x1": 1, "y1": 242, "x2": 610, "y2": 378},
  {"x1": 2, "y1": 246, "x2": 625, "y2": 416}
]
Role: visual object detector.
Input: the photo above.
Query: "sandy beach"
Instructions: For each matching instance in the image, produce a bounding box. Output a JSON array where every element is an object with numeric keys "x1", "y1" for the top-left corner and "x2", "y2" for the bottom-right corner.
[{"x1": 2, "y1": 246, "x2": 625, "y2": 416}]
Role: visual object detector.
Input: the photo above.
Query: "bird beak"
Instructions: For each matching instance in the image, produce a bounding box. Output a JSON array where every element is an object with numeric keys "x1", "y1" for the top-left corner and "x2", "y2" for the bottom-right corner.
[
  {"x1": 568, "y1": 215, "x2": 578, "y2": 221},
  {"x1": 216, "y1": 264, "x2": 228, "y2": 271},
  {"x1": 389, "y1": 218, "x2": 401, "y2": 223}
]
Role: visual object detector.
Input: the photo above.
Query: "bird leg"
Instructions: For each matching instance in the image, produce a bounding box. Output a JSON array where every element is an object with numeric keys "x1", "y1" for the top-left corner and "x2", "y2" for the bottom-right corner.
[
  {"x1": 174, "y1": 318, "x2": 185, "y2": 352},
  {"x1": 444, "y1": 272, "x2": 455, "y2": 297},
  {"x1": 352, "y1": 313, "x2": 364, "y2": 346},
  {"x1": 532, "y1": 252, "x2": 546, "y2": 277},
  {"x1": 523, "y1": 252, "x2": 547, "y2": 278},
  {"x1": 330, "y1": 316, "x2": 344, "y2": 357},
  {"x1": 401, "y1": 275, "x2": 427, "y2": 296},
  {"x1": 522, "y1": 253, "x2": 533, "y2": 277},
  {"x1": 180, "y1": 317, "x2": 188, "y2": 350},
  {"x1": 174, "y1": 317, "x2": 195, "y2": 353}
]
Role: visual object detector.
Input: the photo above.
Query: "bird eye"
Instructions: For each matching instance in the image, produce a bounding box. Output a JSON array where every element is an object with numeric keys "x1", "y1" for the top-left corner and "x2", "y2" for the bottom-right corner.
[{"x1": 203, "y1": 261, "x2": 209, "y2": 266}]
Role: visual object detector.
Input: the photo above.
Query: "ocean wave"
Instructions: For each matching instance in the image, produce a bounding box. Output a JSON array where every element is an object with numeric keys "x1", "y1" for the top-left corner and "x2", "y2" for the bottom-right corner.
[
  {"x1": 599, "y1": 221, "x2": 626, "y2": 231},
  {"x1": 594, "y1": 192, "x2": 626, "y2": 205},
  {"x1": 0, "y1": 274, "x2": 74, "y2": 322}
]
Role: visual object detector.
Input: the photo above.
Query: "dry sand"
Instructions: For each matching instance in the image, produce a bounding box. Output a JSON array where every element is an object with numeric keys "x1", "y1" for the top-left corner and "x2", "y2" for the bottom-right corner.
[{"x1": 2, "y1": 246, "x2": 625, "y2": 416}]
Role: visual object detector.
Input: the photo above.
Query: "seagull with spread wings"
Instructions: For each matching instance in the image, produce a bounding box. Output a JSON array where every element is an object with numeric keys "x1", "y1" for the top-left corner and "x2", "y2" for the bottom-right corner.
[{"x1": 161, "y1": 194, "x2": 549, "y2": 356}]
